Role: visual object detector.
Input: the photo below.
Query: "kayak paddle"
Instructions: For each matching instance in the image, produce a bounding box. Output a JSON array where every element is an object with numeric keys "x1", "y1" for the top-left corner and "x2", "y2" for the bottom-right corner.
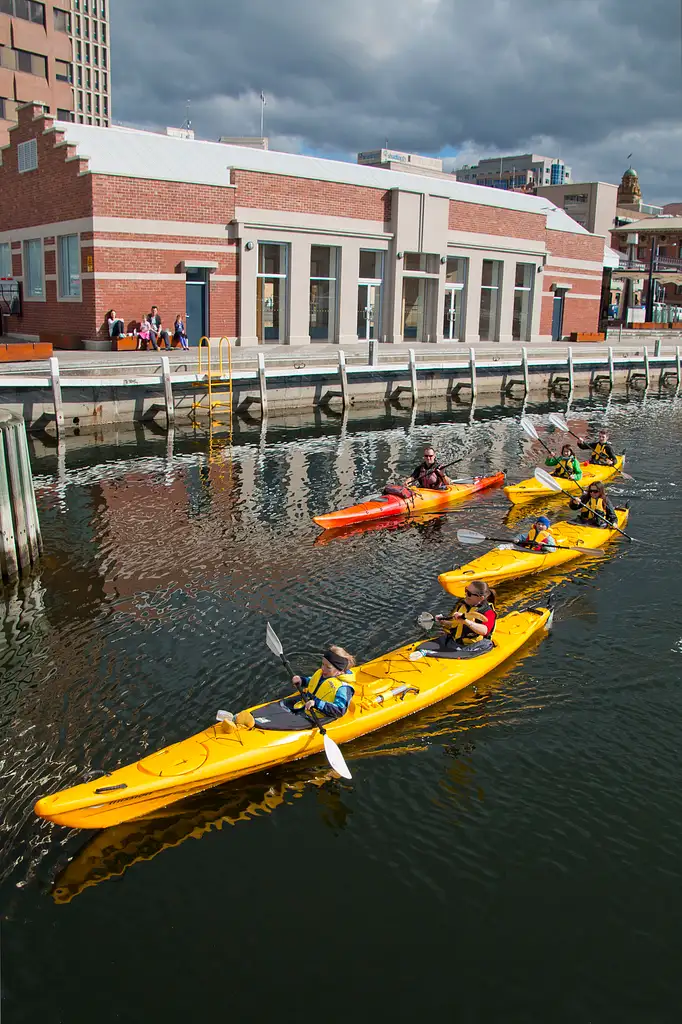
[
  {"x1": 456, "y1": 527, "x2": 607, "y2": 556},
  {"x1": 548, "y1": 413, "x2": 633, "y2": 480},
  {"x1": 265, "y1": 622, "x2": 352, "y2": 780},
  {"x1": 520, "y1": 416, "x2": 554, "y2": 456},
  {"x1": 533, "y1": 468, "x2": 634, "y2": 542}
]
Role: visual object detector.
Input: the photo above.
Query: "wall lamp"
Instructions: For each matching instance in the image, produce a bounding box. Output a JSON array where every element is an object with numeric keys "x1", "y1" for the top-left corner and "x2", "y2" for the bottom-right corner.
[
  {"x1": 396, "y1": 251, "x2": 404, "y2": 260},
  {"x1": 440, "y1": 255, "x2": 447, "y2": 264},
  {"x1": 244, "y1": 240, "x2": 254, "y2": 251}
]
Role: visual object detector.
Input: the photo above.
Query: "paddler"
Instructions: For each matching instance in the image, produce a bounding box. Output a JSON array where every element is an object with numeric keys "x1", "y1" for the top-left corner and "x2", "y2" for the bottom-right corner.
[
  {"x1": 515, "y1": 515, "x2": 557, "y2": 552},
  {"x1": 405, "y1": 446, "x2": 451, "y2": 490},
  {"x1": 288, "y1": 646, "x2": 356, "y2": 720},
  {"x1": 577, "y1": 428, "x2": 617, "y2": 467},
  {"x1": 545, "y1": 443, "x2": 582, "y2": 481},
  {"x1": 568, "y1": 481, "x2": 617, "y2": 528},
  {"x1": 410, "y1": 580, "x2": 497, "y2": 660}
]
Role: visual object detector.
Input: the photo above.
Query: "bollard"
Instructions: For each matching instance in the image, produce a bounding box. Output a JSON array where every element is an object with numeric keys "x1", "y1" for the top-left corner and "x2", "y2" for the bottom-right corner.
[
  {"x1": 0, "y1": 410, "x2": 42, "y2": 582},
  {"x1": 368, "y1": 338, "x2": 378, "y2": 366},
  {"x1": 654, "y1": 338, "x2": 662, "y2": 357}
]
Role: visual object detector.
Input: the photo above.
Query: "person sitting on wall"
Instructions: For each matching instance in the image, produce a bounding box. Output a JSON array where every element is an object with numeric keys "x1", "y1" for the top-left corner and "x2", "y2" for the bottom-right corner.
[
  {"x1": 135, "y1": 314, "x2": 157, "y2": 351},
  {"x1": 149, "y1": 306, "x2": 171, "y2": 350},
  {"x1": 405, "y1": 446, "x2": 451, "y2": 490},
  {"x1": 106, "y1": 309, "x2": 126, "y2": 340}
]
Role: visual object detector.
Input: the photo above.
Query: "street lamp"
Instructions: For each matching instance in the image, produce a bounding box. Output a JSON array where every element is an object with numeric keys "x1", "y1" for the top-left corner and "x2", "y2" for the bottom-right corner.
[{"x1": 645, "y1": 235, "x2": 657, "y2": 322}]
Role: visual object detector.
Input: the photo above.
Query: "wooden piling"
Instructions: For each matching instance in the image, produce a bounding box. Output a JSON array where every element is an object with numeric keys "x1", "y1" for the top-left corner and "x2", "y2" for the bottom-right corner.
[
  {"x1": 257, "y1": 352, "x2": 268, "y2": 416},
  {"x1": 161, "y1": 356, "x2": 175, "y2": 427},
  {"x1": 608, "y1": 346, "x2": 615, "y2": 389},
  {"x1": 338, "y1": 350, "x2": 349, "y2": 408},
  {"x1": 567, "y1": 346, "x2": 574, "y2": 392},
  {"x1": 469, "y1": 347, "x2": 477, "y2": 399},
  {"x1": 0, "y1": 410, "x2": 41, "y2": 582},
  {"x1": 49, "y1": 356, "x2": 64, "y2": 435},
  {"x1": 408, "y1": 348, "x2": 418, "y2": 403},
  {"x1": 521, "y1": 347, "x2": 529, "y2": 393}
]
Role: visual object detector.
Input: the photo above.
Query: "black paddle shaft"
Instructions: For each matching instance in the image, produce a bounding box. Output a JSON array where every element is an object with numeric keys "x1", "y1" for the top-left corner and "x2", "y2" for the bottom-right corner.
[{"x1": 277, "y1": 652, "x2": 328, "y2": 735}]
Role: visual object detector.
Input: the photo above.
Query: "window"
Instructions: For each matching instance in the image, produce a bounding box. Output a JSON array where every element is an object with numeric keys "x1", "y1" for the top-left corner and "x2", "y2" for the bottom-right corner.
[
  {"x1": 101, "y1": 22, "x2": 106, "y2": 42},
  {"x1": 4, "y1": 0, "x2": 45, "y2": 24},
  {"x1": 100, "y1": 0, "x2": 105, "y2": 15},
  {"x1": 77, "y1": 66, "x2": 82, "y2": 86},
  {"x1": 94, "y1": 70, "x2": 99, "y2": 89},
  {"x1": 479, "y1": 259, "x2": 502, "y2": 341},
  {"x1": 0, "y1": 243, "x2": 11, "y2": 279},
  {"x1": 93, "y1": 45, "x2": 98, "y2": 65},
  {"x1": 103, "y1": 96, "x2": 108, "y2": 116},
  {"x1": 94, "y1": 94, "x2": 100, "y2": 114},
  {"x1": 357, "y1": 251, "x2": 384, "y2": 340},
  {"x1": 56, "y1": 108, "x2": 73, "y2": 121},
  {"x1": 86, "y1": 68, "x2": 90, "y2": 88},
  {"x1": 0, "y1": 97, "x2": 5, "y2": 120},
  {"x1": 77, "y1": 91, "x2": 83, "y2": 111},
  {"x1": 85, "y1": 43, "x2": 90, "y2": 63},
  {"x1": 103, "y1": 72, "x2": 107, "y2": 91},
  {"x1": 23, "y1": 239, "x2": 44, "y2": 298},
  {"x1": 309, "y1": 245, "x2": 339, "y2": 341},
  {"x1": 443, "y1": 257, "x2": 467, "y2": 341},
  {"x1": 55, "y1": 60, "x2": 72, "y2": 82},
  {"x1": 16, "y1": 50, "x2": 47, "y2": 77},
  {"x1": 101, "y1": 48, "x2": 106, "y2": 68},
  {"x1": 53, "y1": 6, "x2": 70, "y2": 31},
  {"x1": 76, "y1": 41, "x2": 82, "y2": 61},
  {"x1": 403, "y1": 252, "x2": 438, "y2": 274},
  {"x1": 86, "y1": 92, "x2": 91, "y2": 112},
  {"x1": 92, "y1": 19, "x2": 98, "y2": 39},
  {"x1": 83, "y1": 16, "x2": 89, "y2": 36},
  {"x1": 57, "y1": 234, "x2": 81, "y2": 299},
  {"x1": 512, "y1": 263, "x2": 534, "y2": 342},
  {"x1": 564, "y1": 193, "x2": 589, "y2": 205},
  {"x1": 256, "y1": 243, "x2": 288, "y2": 343},
  {"x1": 75, "y1": 14, "x2": 81, "y2": 34},
  {"x1": 17, "y1": 138, "x2": 38, "y2": 173}
]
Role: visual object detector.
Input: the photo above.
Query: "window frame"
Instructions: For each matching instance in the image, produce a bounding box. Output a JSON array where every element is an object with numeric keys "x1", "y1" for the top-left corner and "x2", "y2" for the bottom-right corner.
[
  {"x1": 57, "y1": 233, "x2": 82, "y2": 301},
  {"x1": 23, "y1": 238, "x2": 45, "y2": 301},
  {"x1": 0, "y1": 242, "x2": 12, "y2": 279},
  {"x1": 17, "y1": 138, "x2": 38, "y2": 174}
]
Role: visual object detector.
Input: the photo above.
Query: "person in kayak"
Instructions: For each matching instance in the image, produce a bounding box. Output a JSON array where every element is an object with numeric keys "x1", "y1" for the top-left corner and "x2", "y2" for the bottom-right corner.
[
  {"x1": 287, "y1": 646, "x2": 356, "y2": 720},
  {"x1": 515, "y1": 515, "x2": 557, "y2": 552},
  {"x1": 410, "y1": 580, "x2": 497, "y2": 660},
  {"x1": 569, "y1": 481, "x2": 617, "y2": 528},
  {"x1": 405, "y1": 447, "x2": 450, "y2": 490},
  {"x1": 577, "y1": 428, "x2": 616, "y2": 467},
  {"x1": 545, "y1": 444, "x2": 582, "y2": 481}
]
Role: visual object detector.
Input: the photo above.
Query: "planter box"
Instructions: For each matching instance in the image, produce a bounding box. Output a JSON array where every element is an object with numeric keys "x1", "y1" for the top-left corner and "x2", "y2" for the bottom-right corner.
[
  {"x1": 0, "y1": 342, "x2": 53, "y2": 361},
  {"x1": 570, "y1": 332, "x2": 605, "y2": 343}
]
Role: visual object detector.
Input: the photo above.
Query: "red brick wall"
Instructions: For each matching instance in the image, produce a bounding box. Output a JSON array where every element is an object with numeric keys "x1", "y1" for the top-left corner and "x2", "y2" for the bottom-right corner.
[
  {"x1": 546, "y1": 230, "x2": 604, "y2": 262},
  {"x1": 540, "y1": 295, "x2": 600, "y2": 337},
  {"x1": 234, "y1": 169, "x2": 392, "y2": 222},
  {"x1": 90, "y1": 176, "x2": 236, "y2": 224},
  {"x1": 449, "y1": 200, "x2": 546, "y2": 240}
]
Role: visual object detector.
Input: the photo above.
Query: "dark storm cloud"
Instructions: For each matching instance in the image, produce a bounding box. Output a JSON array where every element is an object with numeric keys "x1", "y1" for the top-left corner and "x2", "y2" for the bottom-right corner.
[{"x1": 110, "y1": 0, "x2": 682, "y2": 202}]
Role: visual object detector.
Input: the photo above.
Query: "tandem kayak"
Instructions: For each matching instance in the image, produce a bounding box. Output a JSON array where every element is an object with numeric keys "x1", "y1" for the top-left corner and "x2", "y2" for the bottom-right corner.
[
  {"x1": 313, "y1": 472, "x2": 505, "y2": 530},
  {"x1": 503, "y1": 456, "x2": 624, "y2": 505},
  {"x1": 34, "y1": 605, "x2": 551, "y2": 830},
  {"x1": 438, "y1": 508, "x2": 629, "y2": 596}
]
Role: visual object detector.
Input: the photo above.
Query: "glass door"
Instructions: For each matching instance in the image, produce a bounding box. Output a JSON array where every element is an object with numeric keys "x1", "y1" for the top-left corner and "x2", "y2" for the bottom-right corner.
[
  {"x1": 443, "y1": 286, "x2": 462, "y2": 340},
  {"x1": 357, "y1": 283, "x2": 381, "y2": 339}
]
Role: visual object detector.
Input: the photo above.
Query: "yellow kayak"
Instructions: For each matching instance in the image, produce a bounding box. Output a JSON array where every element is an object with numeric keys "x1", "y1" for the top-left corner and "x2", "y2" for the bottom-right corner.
[
  {"x1": 438, "y1": 509, "x2": 629, "y2": 596},
  {"x1": 34, "y1": 606, "x2": 552, "y2": 830},
  {"x1": 504, "y1": 456, "x2": 624, "y2": 505}
]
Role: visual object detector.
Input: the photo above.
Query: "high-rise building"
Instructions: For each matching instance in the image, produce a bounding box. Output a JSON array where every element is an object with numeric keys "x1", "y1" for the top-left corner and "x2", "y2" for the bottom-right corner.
[
  {"x1": 455, "y1": 153, "x2": 571, "y2": 190},
  {"x1": 0, "y1": 0, "x2": 110, "y2": 147}
]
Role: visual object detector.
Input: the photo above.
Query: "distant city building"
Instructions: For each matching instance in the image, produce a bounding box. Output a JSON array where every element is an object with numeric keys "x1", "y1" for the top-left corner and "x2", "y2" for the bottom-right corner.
[
  {"x1": 663, "y1": 202, "x2": 682, "y2": 216},
  {"x1": 615, "y1": 167, "x2": 662, "y2": 218},
  {"x1": 454, "y1": 153, "x2": 571, "y2": 190},
  {"x1": 536, "y1": 182, "x2": 618, "y2": 238},
  {"x1": 357, "y1": 148, "x2": 453, "y2": 180}
]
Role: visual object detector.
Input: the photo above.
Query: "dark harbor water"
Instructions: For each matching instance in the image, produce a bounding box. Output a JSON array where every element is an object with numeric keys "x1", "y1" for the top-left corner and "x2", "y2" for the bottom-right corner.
[{"x1": 1, "y1": 392, "x2": 681, "y2": 1023}]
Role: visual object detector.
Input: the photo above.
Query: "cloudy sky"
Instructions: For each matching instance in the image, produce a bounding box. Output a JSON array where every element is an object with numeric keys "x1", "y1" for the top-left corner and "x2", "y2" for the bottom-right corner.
[{"x1": 111, "y1": 0, "x2": 682, "y2": 204}]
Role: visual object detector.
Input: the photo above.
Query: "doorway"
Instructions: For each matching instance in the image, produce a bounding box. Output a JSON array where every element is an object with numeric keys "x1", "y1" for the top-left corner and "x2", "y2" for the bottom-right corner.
[
  {"x1": 357, "y1": 283, "x2": 381, "y2": 339},
  {"x1": 443, "y1": 285, "x2": 463, "y2": 341},
  {"x1": 551, "y1": 289, "x2": 566, "y2": 341},
  {"x1": 185, "y1": 269, "x2": 208, "y2": 346}
]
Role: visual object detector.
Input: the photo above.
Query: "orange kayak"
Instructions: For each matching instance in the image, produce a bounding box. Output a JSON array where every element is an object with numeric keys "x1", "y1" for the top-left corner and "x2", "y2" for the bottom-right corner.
[{"x1": 312, "y1": 472, "x2": 505, "y2": 530}]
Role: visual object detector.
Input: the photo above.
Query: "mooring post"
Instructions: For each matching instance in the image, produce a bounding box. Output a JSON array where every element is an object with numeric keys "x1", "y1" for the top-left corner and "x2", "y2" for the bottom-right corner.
[
  {"x1": 338, "y1": 350, "x2": 349, "y2": 408},
  {"x1": 408, "y1": 348, "x2": 418, "y2": 403},
  {"x1": 16, "y1": 422, "x2": 41, "y2": 560},
  {"x1": 654, "y1": 338, "x2": 662, "y2": 357},
  {"x1": 676, "y1": 346, "x2": 681, "y2": 394},
  {"x1": 469, "y1": 347, "x2": 477, "y2": 399},
  {"x1": 3, "y1": 421, "x2": 30, "y2": 572},
  {"x1": 567, "y1": 346, "x2": 574, "y2": 392},
  {"x1": 643, "y1": 347, "x2": 650, "y2": 390},
  {"x1": 161, "y1": 355, "x2": 175, "y2": 428},
  {"x1": 521, "y1": 346, "x2": 529, "y2": 393},
  {"x1": 0, "y1": 427, "x2": 18, "y2": 580},
  {"x1": 608, "y1": 346, "x2": 615, "y2": 389},
  {"x1": 257, "y1": 351, "x2": 268, "y2": 416},
  {"x1": 49, "y1": 356, "x2": 64, "y2": 435},
  {"x1": 368, "y1": 338, "x2": 378, "y2": 366}
]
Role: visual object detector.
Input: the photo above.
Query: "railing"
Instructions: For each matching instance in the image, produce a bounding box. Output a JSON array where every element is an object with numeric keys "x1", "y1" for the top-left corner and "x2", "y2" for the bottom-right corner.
[{"x1": 618, "y1": 256, "x2": 682, "y2": 272}]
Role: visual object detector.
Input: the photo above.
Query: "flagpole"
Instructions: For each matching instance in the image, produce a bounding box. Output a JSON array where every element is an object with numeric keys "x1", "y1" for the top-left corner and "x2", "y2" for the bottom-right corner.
[{"x1": 260, "y1": 92, "x2": 265, "y2": 139}]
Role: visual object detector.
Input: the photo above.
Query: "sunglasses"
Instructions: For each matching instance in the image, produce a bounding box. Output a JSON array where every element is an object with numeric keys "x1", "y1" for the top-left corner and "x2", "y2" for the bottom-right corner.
[
  {"x1": 425, "y1": 453, "x2": 435, "y2": 459},
  {"x1": 465, "y1": 589, "x2": 482, "y2": 598}
]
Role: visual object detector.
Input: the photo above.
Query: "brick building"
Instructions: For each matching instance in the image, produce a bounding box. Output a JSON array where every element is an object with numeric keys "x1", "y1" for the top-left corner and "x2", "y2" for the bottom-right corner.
[{"x1": 0, "y1": 103, "x2": 610, "y2": 347}]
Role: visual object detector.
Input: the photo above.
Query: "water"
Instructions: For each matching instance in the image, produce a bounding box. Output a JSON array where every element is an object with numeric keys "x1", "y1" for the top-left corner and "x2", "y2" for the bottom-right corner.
[{"x1": 1, "y1": 394, "x2": 681, "y2": 1023}]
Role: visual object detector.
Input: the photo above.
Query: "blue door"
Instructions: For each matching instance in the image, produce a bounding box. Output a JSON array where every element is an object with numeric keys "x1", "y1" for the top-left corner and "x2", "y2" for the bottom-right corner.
[
  {"x1": 186, "y1": 271, "x2": 207, "y2": 346},
  {"x1": 551, "y1": 291, "x2": 565, "y2": 341}
]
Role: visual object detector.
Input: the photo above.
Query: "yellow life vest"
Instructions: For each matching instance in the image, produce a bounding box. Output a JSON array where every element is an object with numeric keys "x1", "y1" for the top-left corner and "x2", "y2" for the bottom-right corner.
[
  {"x1": 526, "y1": 525, "x2": 553, "y2": 551},
  {"x1": 582, "y1": 495, "x2": 606, "y2": 522},
  {"x1": 553, "y1": 457, "x2": 576, "y2": 479},
  {"x1": 591, "y1": 442, "x2": 612, "y2": 464},
  {"x1": 444, "y1": 600, "x2": 495, "y2": 644},
  {"x1": 307, "y1": 667, "x2": 355, "y2": 705}
]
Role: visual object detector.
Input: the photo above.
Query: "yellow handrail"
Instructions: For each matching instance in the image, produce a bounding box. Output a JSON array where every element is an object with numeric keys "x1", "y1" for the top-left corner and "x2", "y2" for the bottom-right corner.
[
  {"x1": 197, "y1": 336, "x2": 211, "y2": 375},
  {"x1": 218, "y1": 337, "x2": 233, "y2": 415}
]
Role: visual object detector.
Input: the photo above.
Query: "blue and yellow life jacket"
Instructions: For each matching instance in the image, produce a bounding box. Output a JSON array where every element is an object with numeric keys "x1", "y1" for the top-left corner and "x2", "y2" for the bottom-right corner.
[{"x1": 307, "y1": 667, "x2": 355, "y2": 704}]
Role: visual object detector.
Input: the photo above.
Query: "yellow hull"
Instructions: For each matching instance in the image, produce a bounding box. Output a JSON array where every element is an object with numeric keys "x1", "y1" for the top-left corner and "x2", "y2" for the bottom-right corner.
[
  {"x1": 438, "y1": 509, "x2": 629, "y2": 596},
  {"x1": 34, "y1": 607, "x2": 552, "y2": 830},
  {"x1": 503, "y1": 456, "x2": 624, "y2": 505}
]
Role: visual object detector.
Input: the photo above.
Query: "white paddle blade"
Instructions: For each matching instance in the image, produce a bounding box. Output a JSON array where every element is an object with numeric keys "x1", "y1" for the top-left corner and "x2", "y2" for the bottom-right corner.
[
  {"x1": 548, "y1": 412, "x2": 569, "y2": 432},
  {"x1": 534, "y1": 467, "x2": 563, "y2": 492},
  {"x1": 265, "y1": 622, "x2": 283, "y2": 658},
  {"x1": 323, "y1": 733, "x2": 352, "y2": 779},
  {"x1": 416, "y1": 611, "x2": 435, "y2": 631},
  {"x1": 457, "y1": 529, "x2": 487, "y2": 544},
  {"x1": 520, "y1": 416, "x2": 540, "y2": 440}
]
